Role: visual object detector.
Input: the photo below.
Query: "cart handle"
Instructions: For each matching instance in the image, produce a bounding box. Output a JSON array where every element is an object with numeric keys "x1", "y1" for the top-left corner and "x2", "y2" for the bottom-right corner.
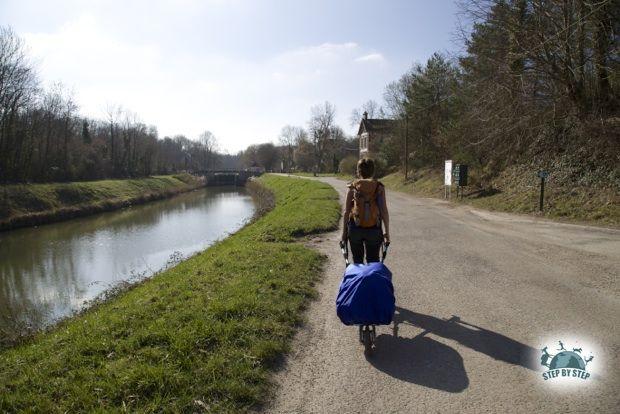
[
  {"x1": 340, "y1": 240, "x2": 390, "y2": 265},
  {"x1": 339, "y1": 240, "x2": 350, "y2": 266},
  {"x1": 381, "y1": 242, "x2": 391, "y2": 263}
]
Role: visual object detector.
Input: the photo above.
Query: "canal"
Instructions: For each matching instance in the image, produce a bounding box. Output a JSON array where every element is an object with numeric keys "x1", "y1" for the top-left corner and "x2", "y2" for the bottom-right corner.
[{"x1": 0, "y1": 187, "x2": 255, "y2": 333}]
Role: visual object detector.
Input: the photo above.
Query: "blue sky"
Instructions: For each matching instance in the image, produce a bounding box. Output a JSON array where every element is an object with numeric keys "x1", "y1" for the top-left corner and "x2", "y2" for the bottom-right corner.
[{"x1": 0, "y1": 0, "x2": 460, "y2": 153}]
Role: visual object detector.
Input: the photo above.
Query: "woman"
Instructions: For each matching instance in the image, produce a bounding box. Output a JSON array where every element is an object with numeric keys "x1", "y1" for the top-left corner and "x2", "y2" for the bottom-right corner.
[{"x1": 341, "y1": 158, "x2": 390, "y2": 264}]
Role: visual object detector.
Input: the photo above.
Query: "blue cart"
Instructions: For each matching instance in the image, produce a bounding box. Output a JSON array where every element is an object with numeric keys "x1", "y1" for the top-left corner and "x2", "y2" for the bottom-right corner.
[{"x1": 337, "y1": 241, "x2": 395, "y2": 355}]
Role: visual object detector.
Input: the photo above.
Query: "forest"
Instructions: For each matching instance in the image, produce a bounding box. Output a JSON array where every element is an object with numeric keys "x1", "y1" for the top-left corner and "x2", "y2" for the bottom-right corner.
[
  {"x1": 375, "y1": 0, "x2": 619, "y2": 187},
  {"x1": 0, "y1": 26, "x2": 232, "y2": 183}
]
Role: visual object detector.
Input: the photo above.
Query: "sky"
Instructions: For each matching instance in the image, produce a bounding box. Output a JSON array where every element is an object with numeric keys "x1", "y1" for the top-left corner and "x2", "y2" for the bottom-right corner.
[{"x1": 0, "y1": 0, "x2": 461, "y2": 153}]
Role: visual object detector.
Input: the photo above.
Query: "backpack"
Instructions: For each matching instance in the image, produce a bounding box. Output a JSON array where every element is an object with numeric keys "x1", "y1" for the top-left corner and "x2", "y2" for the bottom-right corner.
[{"x1": 349, "y1": 179, "x2": 382, "y2": 228}]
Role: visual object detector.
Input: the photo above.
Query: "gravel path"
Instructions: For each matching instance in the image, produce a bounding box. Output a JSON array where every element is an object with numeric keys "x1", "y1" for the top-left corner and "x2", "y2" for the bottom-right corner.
[{"x1": 267, "y1": 176, "x2": 620, "y2": 413}]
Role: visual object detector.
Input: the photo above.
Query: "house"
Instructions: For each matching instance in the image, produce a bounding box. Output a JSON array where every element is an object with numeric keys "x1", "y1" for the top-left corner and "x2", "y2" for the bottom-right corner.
[{"x1": 357, "y1": 111, "x2": 396, "y2": 158}]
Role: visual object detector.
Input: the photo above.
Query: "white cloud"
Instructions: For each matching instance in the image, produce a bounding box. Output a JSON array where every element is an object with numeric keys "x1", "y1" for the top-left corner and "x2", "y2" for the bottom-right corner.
[
  {"x1": 355, "y1": 53, "x2": 385, "y2": 63},
  {"x1": 21, "y1": 15, "x2": 391, "y2": 152}
]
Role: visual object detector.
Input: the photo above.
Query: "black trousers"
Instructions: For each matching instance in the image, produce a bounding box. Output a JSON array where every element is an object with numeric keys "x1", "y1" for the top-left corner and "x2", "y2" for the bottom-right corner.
[{"x1": 348, "y1": 223, "x2": 382, "y2": 264}]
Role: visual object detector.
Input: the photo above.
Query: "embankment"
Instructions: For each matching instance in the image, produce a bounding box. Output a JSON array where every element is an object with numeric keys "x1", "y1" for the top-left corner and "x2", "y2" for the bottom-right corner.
[
  {"x1": 0, "y1": 173, "x2": 205, "y2": 231},
  {"x1": 382, "y1": 167, "x2": 619, "y2": 227},
  {"x1": 0, "y1": 175, "x2": 340, "y2": 412}
]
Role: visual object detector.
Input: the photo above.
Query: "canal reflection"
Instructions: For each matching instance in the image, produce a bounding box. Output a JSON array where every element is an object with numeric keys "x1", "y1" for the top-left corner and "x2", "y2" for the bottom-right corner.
[{"x1": 0, "y1": 187, "x2": 254, "y2": 332}]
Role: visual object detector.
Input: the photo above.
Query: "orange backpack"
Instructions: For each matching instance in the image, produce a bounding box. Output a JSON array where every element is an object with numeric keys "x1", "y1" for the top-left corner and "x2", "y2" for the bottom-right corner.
[{"x1": 349, "y1": 179, "x2": 382, "y2": 228}]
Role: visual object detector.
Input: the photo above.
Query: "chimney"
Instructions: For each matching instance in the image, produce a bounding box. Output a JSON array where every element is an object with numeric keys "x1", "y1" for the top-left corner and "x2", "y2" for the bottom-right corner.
[{"x1": 363, "y1": 111, "x2": 368, "y2": 120}]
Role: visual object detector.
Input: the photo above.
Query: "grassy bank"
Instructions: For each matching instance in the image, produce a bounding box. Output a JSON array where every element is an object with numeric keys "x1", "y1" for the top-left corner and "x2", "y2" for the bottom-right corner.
[
  {"x1": 0, "y1": 174, "x2": 204, "y2": 231},
  {"x1": 289, "y1": 172, "x2": 354, "y2": 180},
  {"x1": 382, "y1": 168, "x2": 619, "y2": 227},
  {"x1": 0, "y1": 175, "x2": 340, "y2": 412}
]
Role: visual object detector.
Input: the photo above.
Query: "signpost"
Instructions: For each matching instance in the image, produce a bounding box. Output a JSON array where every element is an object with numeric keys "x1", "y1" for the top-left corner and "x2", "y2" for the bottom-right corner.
[
  {"x1": 537, "y1": 170, "x2": 549, "y2": 212},
  {"x1": 444, "y1": 160, "x2": 452, "y2": 199},
  {"x1": 452, "y1": 164, "x2": 468, "y2": 199}
]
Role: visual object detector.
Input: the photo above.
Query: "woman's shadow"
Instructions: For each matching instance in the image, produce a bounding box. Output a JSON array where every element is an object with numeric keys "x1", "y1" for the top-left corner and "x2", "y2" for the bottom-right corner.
[
  {"x1": 368, "y1": 333, "x2": 469, "y2": 393},
  {"x1": 367, "y1": 307, "x2": 538, "y2": 392}
]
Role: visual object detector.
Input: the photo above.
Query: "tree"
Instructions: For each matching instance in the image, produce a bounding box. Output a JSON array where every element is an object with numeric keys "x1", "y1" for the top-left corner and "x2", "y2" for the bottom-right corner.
[
  {"x1": 0, "y1": 26, "x2": 38, "y2": 182},
  {"x1": 241, "y1": 145, "x2": 259, "y2": 168},
  {"x1": 349, "y1": 99, "x2": 385, "y2": 127},
  {"x1": 256, "y1": 143, "x2": 279, "y2": 171},
  {"x1": 81, "y1": 119, "x2": 91, "y2": 144},
  {"x1": 197, "y1": 130, "x2": 219, "y2": 170},
  {"x1": 294, "y1": 137, "x2": 315, "y2": 172},
  {"x1": 278, "y1": 125, "x2": 306, "y2": 172},
  {"x1": 308, "y1": 101, "x2": 336, "y2": 173}
]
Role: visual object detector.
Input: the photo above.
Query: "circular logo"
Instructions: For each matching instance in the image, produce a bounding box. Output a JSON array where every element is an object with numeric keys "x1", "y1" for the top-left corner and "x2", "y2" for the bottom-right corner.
[{"x1": 548, "y1": 351, "x2": 586, "y2": 370}]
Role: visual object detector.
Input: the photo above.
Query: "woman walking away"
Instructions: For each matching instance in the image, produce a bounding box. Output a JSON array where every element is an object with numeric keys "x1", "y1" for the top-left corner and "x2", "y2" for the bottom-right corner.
[{"x1": 341, "y1": 158, "x2": 390, "y2": 264}]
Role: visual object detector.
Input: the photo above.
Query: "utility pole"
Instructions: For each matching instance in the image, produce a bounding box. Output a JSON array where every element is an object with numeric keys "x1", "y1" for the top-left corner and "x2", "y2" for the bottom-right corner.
[{"x1": 404, "y1": 117, "x2": 409, "y2": 180}]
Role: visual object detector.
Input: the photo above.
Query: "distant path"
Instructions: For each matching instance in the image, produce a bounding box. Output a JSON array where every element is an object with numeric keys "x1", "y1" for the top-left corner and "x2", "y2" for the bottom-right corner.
[{"x1": 267, "y1": 176, "x2": 620, "y2": 413}]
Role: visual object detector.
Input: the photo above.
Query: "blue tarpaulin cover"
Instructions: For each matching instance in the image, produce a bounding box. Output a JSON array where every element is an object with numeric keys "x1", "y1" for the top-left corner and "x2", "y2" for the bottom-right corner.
[{"x1": 336, "y1": 262, "x2": 395, "y2": 325}]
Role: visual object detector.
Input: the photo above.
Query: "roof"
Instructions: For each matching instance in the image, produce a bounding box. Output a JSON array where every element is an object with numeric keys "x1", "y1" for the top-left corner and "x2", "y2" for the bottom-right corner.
[{"x1": 357, "y1": 118, "x2": 397, "y2": 136}]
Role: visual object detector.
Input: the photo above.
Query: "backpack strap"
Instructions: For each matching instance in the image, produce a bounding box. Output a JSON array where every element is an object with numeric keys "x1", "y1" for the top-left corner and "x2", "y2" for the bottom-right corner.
[{"x1": 375, "y1": 181, "x2": 385, "y2": 206}]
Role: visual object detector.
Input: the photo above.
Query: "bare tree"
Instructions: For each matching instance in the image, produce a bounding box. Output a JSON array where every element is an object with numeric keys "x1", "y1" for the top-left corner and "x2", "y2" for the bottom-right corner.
[
  {"x1": 308, "y1": 101, "x2": 336, "y2": 173},
  {"x1": 198, "y1": 130, "x2": 219, "y2": 170},
  {"x1": 0, "y1": 26, "x2": 38, "y2": 181},
  {"x1": 383, "y1": 77, "x2": 410, "y2": 118},
  {"x1": 105, "y1": 104, "x2": 124, "y2": 177},
  {"x1": 278, "y1": 125, "x2": 305, "y2": 172},
  {"x1": 349, "y1": 99, "x2": 384, "y2": 127}
]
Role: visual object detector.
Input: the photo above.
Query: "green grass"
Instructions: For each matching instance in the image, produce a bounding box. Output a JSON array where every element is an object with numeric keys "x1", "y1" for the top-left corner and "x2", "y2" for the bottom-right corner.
[
  {"x1": 381, "y1": 169, "x2": 444, "y2": 198},
  {"x1": 288, "y1": 172, "x2": 355, "y2": 180},
  {"x1": 0, "y1": 174, "x2": 203, "y2": 230},
  {"x1": 245, "y1": 176, "x2": 341, "y2": 241},
  {"x1": 288, "y1": 172, "x2": 335, "y2": 177},
  {"x1": 382, "y1": 169, "x2": 619, "y2": 227},
  {"x1": 0, "y1": 174, "x2": 340, "y2": 413}
]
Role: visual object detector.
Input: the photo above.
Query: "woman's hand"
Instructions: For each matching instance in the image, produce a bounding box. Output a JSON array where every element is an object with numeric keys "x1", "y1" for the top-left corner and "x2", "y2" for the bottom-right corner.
[{"x1": 383, "y1": 232, "x2": 390, "y2": 244}]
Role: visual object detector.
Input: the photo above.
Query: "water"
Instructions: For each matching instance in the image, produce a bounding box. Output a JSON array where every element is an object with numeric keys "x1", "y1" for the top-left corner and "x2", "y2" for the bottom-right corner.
[{"x1": 0, "y1": 187, "x2": 255, "y2": 332}]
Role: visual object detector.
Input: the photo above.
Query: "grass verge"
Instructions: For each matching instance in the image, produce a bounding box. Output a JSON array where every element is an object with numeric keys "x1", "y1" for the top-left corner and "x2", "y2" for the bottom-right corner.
[
  {"x1": 382, "y1": 169, "x2": 619, "y2": 227},
  {"x1": 0, "y1": 173, "x2": 204, "y2": 231},
  {"x1": 287, "y1": 172, "x2": 335, "y2": 177},
  {"x1": 288, "y1": 172, "x2": 354, "y2": 181},
  {"x1": 0, "y1": 174, "x2": 340, "y2": 413}
]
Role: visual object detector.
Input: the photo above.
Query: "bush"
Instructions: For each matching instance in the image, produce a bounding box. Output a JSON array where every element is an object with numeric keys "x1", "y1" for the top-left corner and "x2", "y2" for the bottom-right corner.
[
  {"x1": 363, "y1": 154, "x2": 388, "y2": 178},
  {"x1": 338, "y1": 155, "x2": 358, "y2": 176}
]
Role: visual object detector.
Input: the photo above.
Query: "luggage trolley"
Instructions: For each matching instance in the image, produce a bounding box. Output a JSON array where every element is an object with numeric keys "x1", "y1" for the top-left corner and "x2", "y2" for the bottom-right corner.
[{"x1": 338, "y1": 240, "x2": 391, "y2": 355}]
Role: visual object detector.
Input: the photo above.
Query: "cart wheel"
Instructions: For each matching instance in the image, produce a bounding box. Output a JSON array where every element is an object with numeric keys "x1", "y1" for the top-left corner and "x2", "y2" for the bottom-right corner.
[{"x1": 362, "y1": 326, "x2": 373, "y2": 355}]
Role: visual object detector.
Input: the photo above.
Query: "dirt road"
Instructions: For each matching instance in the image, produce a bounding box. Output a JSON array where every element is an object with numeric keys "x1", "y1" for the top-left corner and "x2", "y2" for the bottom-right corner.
[{"x1": 267, "y1": 176, "x2": 620, "y2": 413}]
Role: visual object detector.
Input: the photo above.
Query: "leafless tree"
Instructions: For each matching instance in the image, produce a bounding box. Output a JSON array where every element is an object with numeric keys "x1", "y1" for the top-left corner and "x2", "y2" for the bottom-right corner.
[
  {"x1": 0, "y1": 26, "x2": 38, "y2": 181},
  {"x1": 349, "y1": 99, "x2": 385, "y2": 127},
  {"x1": 308, "y1": 101, "x2": 336, "y2": 173},
  {"x1": 278, "y1": 125, "x2": 306, "y2": 171},
  {"x1": 198, "y1": 130, "x2": 219, "y2": 170}
]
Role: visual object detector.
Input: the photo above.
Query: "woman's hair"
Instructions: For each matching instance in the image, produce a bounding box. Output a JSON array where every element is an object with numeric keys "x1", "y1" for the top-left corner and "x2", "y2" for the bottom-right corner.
[{"x1": 357, "y1": 158, "x2": 375, "y2": 179}]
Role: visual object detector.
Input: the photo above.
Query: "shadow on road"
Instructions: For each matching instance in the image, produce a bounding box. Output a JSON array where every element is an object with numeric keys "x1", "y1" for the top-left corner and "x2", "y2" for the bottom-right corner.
[
  {"x1": 368, "y1": 307, "x2": 539, "y2": 392},
  {"x1": 368, "y1": 334, "x2": 469, "y2": 393},
  {"x1": 392, "y1": 307, "x2": 538, "y2": 370}
]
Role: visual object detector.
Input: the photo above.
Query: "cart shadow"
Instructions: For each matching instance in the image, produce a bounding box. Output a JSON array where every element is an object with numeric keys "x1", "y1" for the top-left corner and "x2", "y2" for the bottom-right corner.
[
  {"x1": 368, "y1": 334, "x2": 469, "y2": 393},
  {"x1": 392, "y1": 307, "x2": 538, "y2": 370}
]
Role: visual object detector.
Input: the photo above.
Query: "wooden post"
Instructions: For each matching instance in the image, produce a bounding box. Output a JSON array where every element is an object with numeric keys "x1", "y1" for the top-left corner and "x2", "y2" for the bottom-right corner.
[
  {"x1": 539, "y1": 177, "x2": 545, "y2": 212},
  {"x1": 404, "y1": 117, "x2": 409, "y2": 180}
]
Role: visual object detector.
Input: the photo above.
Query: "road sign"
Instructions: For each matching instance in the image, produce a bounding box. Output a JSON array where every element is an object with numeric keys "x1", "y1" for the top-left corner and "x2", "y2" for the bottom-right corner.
[
  {"x1": 444, "y1": 160, "x2": 452, "y2": 186},
  {"x1": 538, "y1": 170, "x2": 549, "y2": 179},
  {"x1": 453, "y1": 164, "x2": 468, "y2": 186}
]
